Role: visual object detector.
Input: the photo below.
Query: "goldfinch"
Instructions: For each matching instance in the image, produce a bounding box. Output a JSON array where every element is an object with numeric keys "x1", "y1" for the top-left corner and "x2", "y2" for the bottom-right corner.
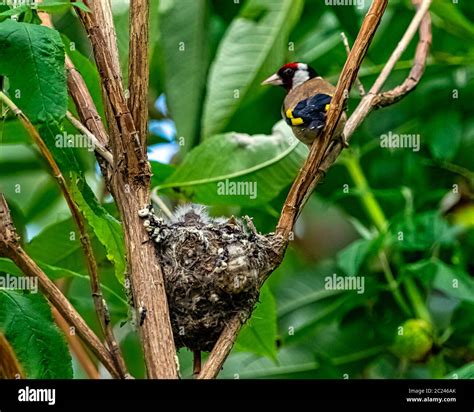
[{"x1": 262, "y1": 62, "x2": 347, "y2": 147}]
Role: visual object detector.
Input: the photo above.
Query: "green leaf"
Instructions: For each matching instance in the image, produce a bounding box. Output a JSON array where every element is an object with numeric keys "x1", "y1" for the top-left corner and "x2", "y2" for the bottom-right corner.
[
  {"x1": 150, "y1": 160, "x2": 176, "y2": 187},
  {"x1": 71, "y1": 177, "x2": 126, "y2": 283},
  {"x1": 221, "y1": 346, "x2": 320, "y2": 379},
  {"x1": 431, "y1": 0, "x2": 474, "y2": 41},
  {"x1": 0, "y1": 119, "x2": 31, "y2": 145},
  {"x1": 444, "y1": 362, "x2": 474, "y2": 379},
  {"x1": 159, "y1": 0, "x2": 209, "y2": 149},
  {"x1": 404, "y1": 259, "x2": 474, "y2": 303},
  {"x1": 201, "y1": 0, "x2": 304, "y2": 137},
  {"x1": 392, "y1": 211, "x2": 456, "y2": 251},
  {"x1": 158, "y1": 121, "x2": 306, "y2": 206},
  {"x1": 336, "y1": 238, "x2": 375, "y2": 276},
  {"x1": 235, "y1": 284, "x2": 278, "y2": 361},
  {"x1": 0, "y1": 290, "x2": 72, "y2": 378},
  {"x1": 426, "y1": 112, "x2": 462, "y2": 161},
  {"x1": 0, "y1": 20, "x2": 67, "y2": 123},
  {"x1": 26, "y1": 217, "x2": 106, "y2": 275}
]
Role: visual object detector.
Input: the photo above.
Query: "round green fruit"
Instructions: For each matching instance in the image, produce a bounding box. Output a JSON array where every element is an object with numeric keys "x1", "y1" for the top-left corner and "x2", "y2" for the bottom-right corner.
[{"x1": 393, "y1": 319, "x2": 433, "y2": 362}]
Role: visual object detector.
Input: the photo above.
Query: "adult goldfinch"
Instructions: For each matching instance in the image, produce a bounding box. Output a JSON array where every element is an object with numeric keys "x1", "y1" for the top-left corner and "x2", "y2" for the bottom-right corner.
[{"x1": 262, "y1": 62, "x2": 348, "y2": 147}]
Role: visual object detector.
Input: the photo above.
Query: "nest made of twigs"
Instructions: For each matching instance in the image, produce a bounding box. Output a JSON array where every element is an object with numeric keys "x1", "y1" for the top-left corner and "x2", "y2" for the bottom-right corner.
[{"x1": 139, "y1": 204, "x2": 276, "y2": 352}]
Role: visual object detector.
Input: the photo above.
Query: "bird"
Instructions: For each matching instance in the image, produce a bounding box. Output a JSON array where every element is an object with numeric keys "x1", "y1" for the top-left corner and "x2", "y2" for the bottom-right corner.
[{"x1": 261, "y1": 62, "x2": 348, "y2": 147}]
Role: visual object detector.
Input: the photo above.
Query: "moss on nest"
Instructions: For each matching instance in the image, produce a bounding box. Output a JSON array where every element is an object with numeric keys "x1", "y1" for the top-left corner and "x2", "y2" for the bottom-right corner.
[{"x1": 139, "y1": 204, "x2": 276, "y2": 352}]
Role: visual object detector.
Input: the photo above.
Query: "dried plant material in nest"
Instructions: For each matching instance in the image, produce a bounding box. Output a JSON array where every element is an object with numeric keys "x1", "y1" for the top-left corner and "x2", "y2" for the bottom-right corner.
[{"x1": 139, "y1": 204, "x2": 277, "y2": 352}]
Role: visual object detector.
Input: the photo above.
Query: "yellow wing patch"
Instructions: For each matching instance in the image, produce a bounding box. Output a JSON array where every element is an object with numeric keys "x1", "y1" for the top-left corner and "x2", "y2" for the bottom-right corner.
[
  {"x1": 286, "y1": 109, "x2": 304, "y2": 126},
  {"x1": 325, "y1": 103, "x2": 330, "y2": 112},
  {"x1": 290, "y1": 117, "x2": 304, "y2": 126}
]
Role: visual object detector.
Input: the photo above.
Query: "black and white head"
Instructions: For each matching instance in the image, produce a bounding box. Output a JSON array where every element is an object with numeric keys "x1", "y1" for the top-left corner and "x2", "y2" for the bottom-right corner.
[{"x1": 261, "y1": 62, "x2": 319, "y2": 92}]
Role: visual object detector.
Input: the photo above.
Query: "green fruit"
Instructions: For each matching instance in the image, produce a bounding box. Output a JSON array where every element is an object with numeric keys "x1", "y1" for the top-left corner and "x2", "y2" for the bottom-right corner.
[{"x1": 393, "y1": 319, "x2": 433, "y2": 361}]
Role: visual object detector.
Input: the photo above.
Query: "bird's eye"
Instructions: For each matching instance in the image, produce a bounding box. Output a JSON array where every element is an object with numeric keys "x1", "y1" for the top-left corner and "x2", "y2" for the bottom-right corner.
[{"x1": 283, "y1": 68, "x2": 294, "y2": 77}]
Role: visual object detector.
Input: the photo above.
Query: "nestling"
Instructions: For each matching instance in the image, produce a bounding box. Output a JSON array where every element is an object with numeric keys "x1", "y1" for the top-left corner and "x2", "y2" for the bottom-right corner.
[{"x1": 262, "y1": 62, "x2": 348, "y2": 147}]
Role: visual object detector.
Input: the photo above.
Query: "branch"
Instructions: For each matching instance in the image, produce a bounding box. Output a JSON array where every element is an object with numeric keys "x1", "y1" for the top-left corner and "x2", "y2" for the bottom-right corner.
[
  {"x1": 38, "y1": 8, "x2": 113, "y2": 182},
  {"x1": 52, "y1": 307, "x2": 100, "y2": 379},
  {"x1": 199, "y1": 0, "x2": 432, "y2": 379},
  {"x1": 340, "y1": 32, "x2": 366, "y2": 97},
  {"x1": 75, "y1": 0, "x2": 178, "y2": 378},
  {"x1": 128, "y1": 0, "x2": 150, "y2": 148},
  {"x1": 374, "y1": 0, "x2": 432, "y2": 107},
  {"x1": 0, "y1": 91, "x2": 129, "y2": 379},
  {"x1": 66, "y1": 111, "x2": 113, "y2": 165},
  {"x1": 276, "y1": 0, "x2": 389, "y2": 239},
  {"x1": 0, "y1": 195, "x2": 119, "y2": 378}
]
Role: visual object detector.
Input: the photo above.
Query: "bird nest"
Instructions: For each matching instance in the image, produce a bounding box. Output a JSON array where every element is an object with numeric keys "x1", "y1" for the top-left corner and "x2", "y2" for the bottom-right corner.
[{"x1": 139, "y1": 204, "x2": 278, "y2": 352}]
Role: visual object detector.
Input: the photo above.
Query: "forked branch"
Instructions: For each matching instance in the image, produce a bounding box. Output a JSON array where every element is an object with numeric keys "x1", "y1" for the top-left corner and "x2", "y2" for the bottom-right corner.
[{"x1": 199, "y1": 0, "x2": 432, "y2": 379}]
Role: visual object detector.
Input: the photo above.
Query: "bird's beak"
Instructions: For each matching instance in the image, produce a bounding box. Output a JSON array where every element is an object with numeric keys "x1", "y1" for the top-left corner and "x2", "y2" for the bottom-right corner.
[{"x1": 261, "y1": 73, "x2": 283, "y2": 86}]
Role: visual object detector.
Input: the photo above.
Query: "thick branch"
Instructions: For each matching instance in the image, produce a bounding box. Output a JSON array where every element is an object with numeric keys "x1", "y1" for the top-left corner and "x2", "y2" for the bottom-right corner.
[
  {"x1": 0, "y1": 195, "x2": 119, "y2": 378},
  {"x1": 128, "y1": 0, "x2": 150, "y2": 148},
  {"x1": 75, "y1": 0, "x2": 178, "y2": 378},
  {"x1": 0, "y1": 91, "x2": 128, "y2": 378}
]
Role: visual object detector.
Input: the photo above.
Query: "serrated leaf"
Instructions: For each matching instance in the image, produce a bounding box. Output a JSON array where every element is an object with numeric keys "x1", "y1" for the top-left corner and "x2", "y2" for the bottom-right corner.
[
  {"x1": 158, "y1": 121, "x2": 306, "y2": 206},
  {"x1": 159, "y1": 0, "x2": 209, "y2": 149},
  {"x1": 201, "y1": 0, "x2": 304, "y2": 137},
  {"x1": 71, "y1": 176, "x2": 126, "y2": 283},
  {"x1": 235, "y1": 285, "x2": 278, "y2": 361},
  {"x1": 0, "y1": 290, "x2": 72, "y2": 378},
  {"x1": 0, "y1": 20, "x2": 67, "y2": 124}
]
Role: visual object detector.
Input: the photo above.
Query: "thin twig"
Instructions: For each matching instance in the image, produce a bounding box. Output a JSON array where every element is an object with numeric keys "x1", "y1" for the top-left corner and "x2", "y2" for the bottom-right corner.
[
  {"x1": 38, "y1": 5, "x2": 113, "y2": 187},
  {"x1": 340, "y1": 32, "x2": 366, "y2": 97},
  {"x1": 0, "y1": 92, "x2": 129, "y2": 379},
  {"x1": 150, "y1": 188, "x2": 173, "y2": 220},
  {"x1": 0, "y1": 194, "x2": 119, "y2": 378},
  {"x1": 66, "y1": 111, "x2": 113, "y2": 165}
]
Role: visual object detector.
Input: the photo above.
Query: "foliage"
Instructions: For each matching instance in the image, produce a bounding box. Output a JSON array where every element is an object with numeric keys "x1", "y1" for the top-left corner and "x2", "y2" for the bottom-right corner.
[{"x1": 0, "y1": 0, "x2": 473, "y2": 379}]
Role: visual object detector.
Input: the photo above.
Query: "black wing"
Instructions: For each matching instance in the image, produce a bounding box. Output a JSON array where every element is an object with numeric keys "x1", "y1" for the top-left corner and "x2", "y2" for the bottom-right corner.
[{"x1": 285, "y1": 93, "x2": 332, "y2": 130}]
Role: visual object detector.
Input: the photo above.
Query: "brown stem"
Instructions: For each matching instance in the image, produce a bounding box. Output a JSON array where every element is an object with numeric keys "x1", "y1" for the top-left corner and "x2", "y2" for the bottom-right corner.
[
  {"x1": 276, "y1": 0, "x2": 389, "y2": 239},
  {"x1": 340, "y1": 31, "x2": 366, "y2": 97},
  {"x1": 199, "y1": 0, "x2": 432, "y2": 379},
  {"x1": 0, "y1": 333, "x2": 23, "y2": 378},
  {"x1": 75, "y1": 0, "x2": 178, "y2": 378},
  {"x1": 129, "y1": 0, "x2": 150, "y2": 148},
  {"x1": 193, "y1": 350, "x2": 202, "y2": 377},
  {"x1": 0, "y1": 195, "x2": 119, "y2": 377},
  {"x1": 52, "y1": 307, "x2": 100, "y2": 379},
  {"x1": 0, "y1": 92, "x2": 129, "y2": 379}
]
